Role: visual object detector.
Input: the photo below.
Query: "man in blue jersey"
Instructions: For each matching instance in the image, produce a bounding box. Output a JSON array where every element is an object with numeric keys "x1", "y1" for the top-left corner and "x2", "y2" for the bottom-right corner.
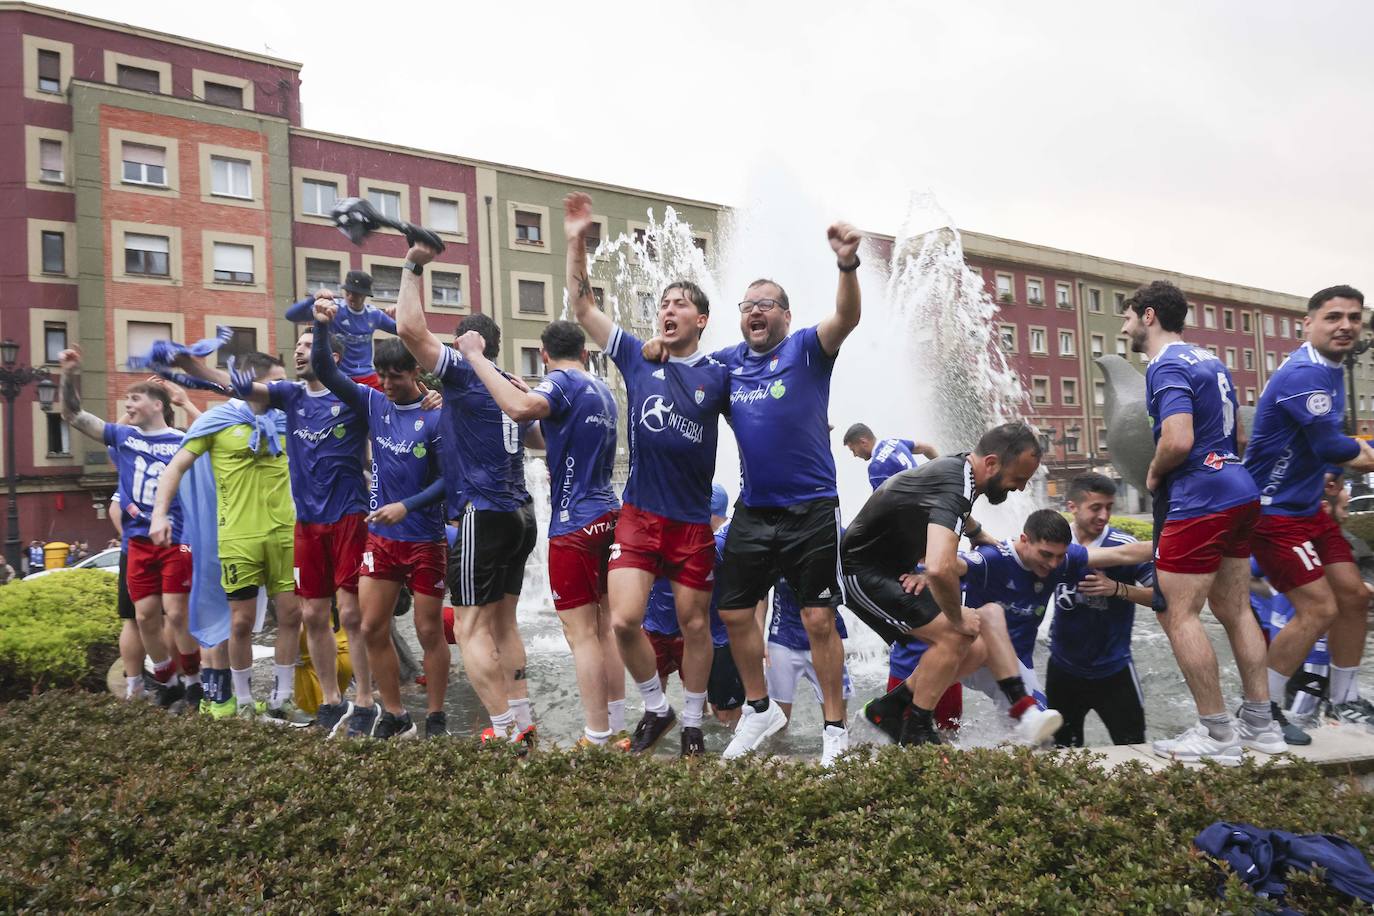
[
  {"x1": 313, "y1": 314, "x2": 448, "y2": 740},
  {"x1": 841, "y1": 423, "x2": 938, "y2": 490},
  {"x1": 1046, "y1": 474, "x2": 1155, "y2": 747},
  {"x1": 565, "y1": 192, "x2": 732, "y2": 756},
  {"x1": 1244, "y1": 285, "x2": 1374, "y2": 730},
  {"x1": 1124, "y1": 279, "x2": 1282, "y2": 765},
  {"x1": 766, "y1": 579, "x2": 854, "y2": 724},
  {"x1": 454, "y1": 318, "x2": 629, "y2": 747},
  {"x1": 59, "y1": 348, "x2": 196, "y2": 707},
  {"x1": 395, "y1": 244, "x2": 538, "y2": 747},
  {"x1": 286, "y1": 271, "x2": 397, "y2": 390}
]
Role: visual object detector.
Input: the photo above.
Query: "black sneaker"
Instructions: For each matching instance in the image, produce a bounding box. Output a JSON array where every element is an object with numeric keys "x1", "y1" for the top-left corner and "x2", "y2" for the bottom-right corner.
[
  {"x1": 153, "y1": 679, "x2": 185, "y2": 709},
  {"x1": 316, "y1": 700, "x2": 354, "y2": 738},
  {"x1": 628, "y1": 707, "x2": 677, "y2": 754},
  {"x1": 374, "y1": 710, "x2": 418, "y2": 740},
  {"x1": 1272, "y1": 702, "x2": 1312, "y2": 746},
  {"x1": 680, "y1": 725, "x2": 705, "y2": 757},
  {"x1": 346, "y1": 704, "x2": 379, "y2": 738},
  {"x1": 425, "y1": 711, "x2": 448, "y2": 739},
  {"x1": 182, "y1": 682, "x2": 204, "y2": 710},
  {"x1": 863, "y1": 696, "x2": 907, "y2": 744},
  {"x1": 898, "y1": 713, "x2": 943, "y2": 746}
]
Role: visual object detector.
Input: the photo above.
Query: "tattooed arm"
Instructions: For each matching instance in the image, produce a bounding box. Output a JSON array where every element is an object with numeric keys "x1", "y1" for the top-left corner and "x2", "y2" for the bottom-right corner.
[
  {"x1": 564, "y1": 192, "x2": 613, "y2": 350},
  {"x1": 58, "y1": 347, "x2": 107, "y2": 440}
]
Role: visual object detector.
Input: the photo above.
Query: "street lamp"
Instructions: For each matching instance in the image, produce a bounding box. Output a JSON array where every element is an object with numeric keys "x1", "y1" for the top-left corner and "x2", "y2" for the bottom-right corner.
[{"x1": 0, "y1": 339, "x2": 55, "y2": 570}]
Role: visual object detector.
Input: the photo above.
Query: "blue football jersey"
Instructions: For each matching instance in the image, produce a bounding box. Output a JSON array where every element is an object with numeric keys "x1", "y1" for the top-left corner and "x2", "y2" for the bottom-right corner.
[
  {"x1": 534, "y1": 368, "x2": 619, "y2": 537},
  {"x1": 359, "y1": 388, "x2": 444, "y2": 542},
  {"x1": 868, "y1": 437, "x2": 925, "y2": 491},
  {"x1": 962, "y1": 540, "x2": 1091, "y2": 666},
  {"x1": 267, "y1": 381, "x2": 368, "y2": 525},
  {"x1": 286, "y1": 297, "x2": 397, "y2": 378},
  {"x1": 767, "y1": 578, "x2": 848, "y2": 652},
  {"x1": 103, "y1": 423, "x2": 185, "y2": 545},
  {"x1": 434, "y1": 345, "x2": 525, "y2": 513},
  {"x1": 1047, "y1": 527, "x2": 1154, "y2": 679}
]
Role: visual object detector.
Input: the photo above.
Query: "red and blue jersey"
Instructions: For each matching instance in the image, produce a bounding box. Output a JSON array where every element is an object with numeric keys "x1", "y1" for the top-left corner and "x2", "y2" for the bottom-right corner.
[
  {"x1": 868, "y1": 437, "x2": 924, "y2": 490},
  {"x1": 434, "y1": 345, "x2": 526, "y2": 513},
  {"x1": 532, "y1": 368, "x2": 619, "y2": 538},
  {"x1": 286, "y1": 297, "x2": 397, "y2": 378},
  {"x1": 1047, "y1": 527, "x2": 1154, "y2": 679},
  {"x1": 767, "y1": 578, "x2": 848, "y2": 652},
  {"x1": 103, "y1": 423, "x2": 185, "y2": 545},
  {"x1": 267, "y1": 381, "x2": 367, "y2": 525},
  {"x1": 962, "y1": 540, "x2": 1091, "y2": 667},
  {"x1": 1243, "y1": 342, "x2": 1357, "y2": 517},
  {"x1": 713, "y1": 325, "x2": 837, "y2": 508},
  {"x1": 607, "y1": 325, "x2": 729, "y2": 524},
  {"x1": 1145, "y1": 341, "x2": 1258, "y2": 520}
]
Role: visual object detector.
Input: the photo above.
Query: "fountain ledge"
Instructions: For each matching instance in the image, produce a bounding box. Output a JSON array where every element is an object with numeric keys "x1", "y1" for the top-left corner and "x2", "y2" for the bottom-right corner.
[{"x1": 1060, "y1": 723, "x2": 1374, "y2": 776}]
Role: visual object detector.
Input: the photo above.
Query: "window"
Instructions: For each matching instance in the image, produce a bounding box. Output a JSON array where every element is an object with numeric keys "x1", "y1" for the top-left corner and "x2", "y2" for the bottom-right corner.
[
  {"x1": 1246, "y1": 388, "x2": 1256, "y2": 405},
  {"x1": 1224, "y1": 347, "x2": 1236, "y2": 368},
  {"x1": 122, "y1": 143, "x2": 167, "y2": 186},
  {"x1": 998, "y1": 324, "x2": 1016, "y2": 352},
  {"x1": 1058, "y1": 330, "x2": 1075, "y2": 356},
  {"x1": 592, "y1": 286, "x2": 606, "y2": 310},
  {"x1": 211, "y1": 242, "x2": 254, "y2": 284},
  {"x1": 371, "y1": 266, "x2": 402, "y2": 301},
  {"x1": 515, "y1": 210, "x2": 543, "y2": 245},
  {"x1": 1026, "y1": 279, "x2": 1043, "y2": 304},
  {"x1": 367, "y1": 188, "x2": 402, "y2": 221},
  {"x1": 1280, "y1": 317, "x2": 1291, "y2": 338},
  {"x1": 428, "y1": 198, "x2": 460, "y2": 233},
  {"x1": 1204, "y1": 306, "x2": 1216, "y2": 329},
  {"x1": 520, "y1": 347, "x2": 544, "y2": 379},
  {"x1": 1090, "y1": 334, "x2": 1104, "y2": 358},
  {"x1": 692, "y1": 236, "x2": 709, "y2": 254},
  {"x1": 518, "y1": 279, "x2": 546, "y2": 314},
  {"x1": 116, "y1": 63, "x2": 161, "y2": 93},
  {"x1": 1113, "y1": 291, "x2": 1127, "y2": 315},
  {"x1": 45, "y1": 414, "x2": 69, "y2": 457},
  {"x1": 1205, "y1": 345, "x2": 1218, "y2": 356},
  {"x1": 124, "y1": 233, "x2": 169, "y2": 276},
  {"x1": 44, "y1": 323, "x2": 67, "y2": 364},
  {"x1": 1029, "y1": 327, "x2": 1047, "y2": 354},
  {"x1": 1242, "y1": 311, "x2": 1253, "y2": 333},
  {"x1": 1094, "y1": 380, "x2": 1105, "y2": 406},
  {"x1": 126, "y1": 321, "x2": 173, "y2": 360},
  {"x1": 1265, "y1": 352, "x2": 1276, "y2": 371},
  {"x1": 216, "y1": 327, "x2": 258, "y2": 368},
  {"x1": 1116, "y1": 337, "x2": 1128, "y2": 357},
  {"x1": 210, "y1": 156, "x2": 251, "y2": 199},
  {"x1": 37, "y1": 49, "x2": 61, "y2": 94},
  {"x1": 1086, "y1": 288, "x2": 1101, "y2": 313},
  {"x1": 1223, "y1": 309, "x2": 1234, "y2": 331},
  {"x1": 202, "y1": 81, "x2": 244, "y2": 108},
  {"x1": 1243, "y1": 349, "x2": 1254, "y2": 370},
  {"x1": 302, "y1": 179, "x2": 338, "y2": 216},
  {"x1": 432, "y1": 271, "x2": 464, "y2": 308},
  {"x1": 39, "y1": 139, "x2": 63, "y2": 183},
  {"x1": 1264, "y1": 314, "x2": 1275, "y2": 336},
  {"x1": 632, "y1": 227, "x2": 658, "y2": 260},
  {"x1": 304, "y1": 257, "x2": 340, "y2": 293},
  {"x1": 1186, "y1": 306, "x2": 1196, "y2": 326},
  {"x1": 1295, "y1": 323, "x2": 1303, "y2": 340},
  {"x1": 40, "y1": 231, "x2": 64, "y2": 274},
  {"x1": 1056, "y1": 283, "x2": 1071, "y2": 308},
  {"x1": 1031, "y1": 377, "x2": 1050, "y2": 405},
  {"x1": 1096, "y1": 428, "x2": 1108, "y2": 452},
  {"x1": 1061, "y1": 379, "x2": 1078, "y2": 406},
  {"x1": 584, "y1": 222, "x2": 602, "y2": 253}
]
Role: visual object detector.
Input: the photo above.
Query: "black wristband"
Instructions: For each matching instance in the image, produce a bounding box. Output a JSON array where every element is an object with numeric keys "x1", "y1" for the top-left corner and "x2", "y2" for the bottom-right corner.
[{"x1": 838, "y1": 256, "x2": 860, "y2": 273}]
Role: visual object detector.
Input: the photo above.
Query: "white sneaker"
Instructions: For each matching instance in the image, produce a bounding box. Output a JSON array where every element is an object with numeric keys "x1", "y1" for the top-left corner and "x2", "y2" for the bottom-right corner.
[
  {"x1": 1235, "y1": 716, "x2": 1286, "y2": 755},
  {"x1": 1152, "y1": 723, "x2": 1242, "y2": 766},
  {"x1": 1014, "y1": 706, "x2": 1063, "y2": 746},
  {"x1": 722, "y1": 701, "x2": 787, "y2": 759},
  {"x1": 820, "y1": 725, "x2": 849, "y2": 767}
]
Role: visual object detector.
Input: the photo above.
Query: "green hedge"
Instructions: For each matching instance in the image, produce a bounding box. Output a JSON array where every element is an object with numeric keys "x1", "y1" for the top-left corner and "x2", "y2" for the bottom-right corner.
[
  {"x1": 0, "y1": 571, "x2": 118, "y2": 698},
  {"x1": 1345, "y1": 512, "x2": 1374, "y2": 549},
  {"x1": 2, "y1": 693, "x2": 1372, "y2": 912},
  {"x1": 1108, "y1": 515, "x2": 1153, "y2": 541}
]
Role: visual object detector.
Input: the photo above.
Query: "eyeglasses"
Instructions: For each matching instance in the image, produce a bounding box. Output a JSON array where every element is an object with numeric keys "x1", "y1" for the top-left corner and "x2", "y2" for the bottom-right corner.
[{"x1": 737, "y1": 298, "x2": 785, "y2": 314}]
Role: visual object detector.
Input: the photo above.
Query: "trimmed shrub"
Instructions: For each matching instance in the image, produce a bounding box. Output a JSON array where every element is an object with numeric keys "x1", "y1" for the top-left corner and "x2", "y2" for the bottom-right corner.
[
  {"x1": 1345, "y1": 511, "x2": 1374, "y2": 549},
  {"x1": 1, "y1": 692, "x2": 1372, "y2": 912},
  {"x1": 1109, "y1": 515, "x2": 1154, "y2": 541},
  {"x1": 0, "y1": 571, "x2": 118, "y2": 698}
]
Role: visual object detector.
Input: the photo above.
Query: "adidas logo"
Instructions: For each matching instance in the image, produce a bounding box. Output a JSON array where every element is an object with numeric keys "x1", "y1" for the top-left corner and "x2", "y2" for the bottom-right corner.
[
  {"x1": 550, "y1": 589, "x2": 561, "y2": 600},
  {"x1": 731, "y1": 366, "x2": 744, "y2": 375},
  {"x1": 705, "y1": 570, "x2": 715, "y2": 582},
  {"x1": 817, "y1": 588, "x2": 832, "y2": 599},
  {"x1": 652, "y1": 368, "x2": 665, "y2": 380}
]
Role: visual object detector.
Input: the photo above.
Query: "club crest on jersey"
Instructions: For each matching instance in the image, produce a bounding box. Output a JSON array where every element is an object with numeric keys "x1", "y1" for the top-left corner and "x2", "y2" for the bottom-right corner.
[
  {"x1": 414, "y1": 419, "x2": 424, "y2": 431},
  {"x1": 768, "y1": 357, "x2": 779, "y2": 372},
  {"x1": 694, "y1": 385, "x2": 705, "y2": 405},
  {"x1": 1306, "y1": 392, "x2": 1332, "y2": 416},
  {"x1": 330, "y1": 404, "x2": 341, "y2": 417},
  {"x1": 1203, "y1": 451, "x2": 1227, "y2": 470}
]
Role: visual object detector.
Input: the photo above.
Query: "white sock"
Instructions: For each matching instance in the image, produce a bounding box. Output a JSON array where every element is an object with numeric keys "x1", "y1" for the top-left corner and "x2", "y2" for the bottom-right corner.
[
  {"x1": 125, "y1": 675, "x2": 144, "y2": 699},
  {"x1": 509, "y1": 697, "x2": 533, "y2": 730},
  {"x1": 682, "y1": 690, "x2": 707, "y2": 729},
  {"x1": 1331, "y1": 665, "x2": 1359, "y2": 704},
  {"x1": 490, "y1": 709, "x2": 515, "y2": 739},
  {"x1": 635, "y1": 674, "x2": 669, "y2": 715},
  {"x1": 584, "y1": 726, "x2": 612, "y2": 745},
  {"x1": 231, "y1": 667, "x2": 254, "y2": 705},
  {"x1": 607, "y1": 698, "x2": 626, "y2": 733},
  {"x1": 270, "y1": 664, "x2": 295, "y2": 706},
  {"x1": 1267, "y1": 667, "x2": 1288, "y2": 704}
]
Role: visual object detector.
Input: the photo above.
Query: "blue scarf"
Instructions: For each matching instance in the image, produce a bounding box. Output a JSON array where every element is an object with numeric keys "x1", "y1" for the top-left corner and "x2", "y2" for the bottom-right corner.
[{"x1": 128, "y1": 326, "x2": 234, "y2": 392}]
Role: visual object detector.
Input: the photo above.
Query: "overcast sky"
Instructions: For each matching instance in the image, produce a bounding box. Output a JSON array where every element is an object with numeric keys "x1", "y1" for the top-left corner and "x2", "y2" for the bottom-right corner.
[{"x1": 54, "y1": 0, "x2": 1374, "y2": 297}]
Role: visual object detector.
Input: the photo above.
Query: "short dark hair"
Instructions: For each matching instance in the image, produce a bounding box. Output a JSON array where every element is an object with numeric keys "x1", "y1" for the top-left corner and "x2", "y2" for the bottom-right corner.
[
  {"x1": 1126, "y1": 280, "x2": 1189, "y2": 333},
  {"x1": 975, "y1": 422, "x2": 1043, "y2": 464},
  {"x1": 456, "y1": 313, "x2": 501, "y2": 360},
  {"x1": 747, "y1": 278, "x2": 790, "y2": 311},
  {"x1": 373, "y1": 338, "x2": 417, "y2": 374},
  {"x1": 1023, "y1": 508, "x2": 1072, "y2": 545},
  {"x1": 300, "y1": 327, "x2": 345, "y2": 359},
  {"x1": 126, "y1": 382, "x2": 173, "y2": 425},
  {"x1": 238, "y1": 352, "x2": 282, "y2": 380},
  {"x1": 842, "y1": 422, "x2": 874, "y2": 445},
  {"x1": 1308, "y1": 284, "x2": 1364, "y2": 313},
  {"x1": 663, "y1": 281, "x2": 710, "y2": 316},
  {"x1": 1066, "y1": 473, "x2": 1117, "y2": 504},
  {"x1": 541, "y1": 320, "x2": 586, "y2": 361}
]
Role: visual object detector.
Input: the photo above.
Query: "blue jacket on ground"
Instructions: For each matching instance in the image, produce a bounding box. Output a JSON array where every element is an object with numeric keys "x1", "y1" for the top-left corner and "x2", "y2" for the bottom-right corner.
[{"x1": 1193, "y1": 821, "x2": 1374, "y2": 913}]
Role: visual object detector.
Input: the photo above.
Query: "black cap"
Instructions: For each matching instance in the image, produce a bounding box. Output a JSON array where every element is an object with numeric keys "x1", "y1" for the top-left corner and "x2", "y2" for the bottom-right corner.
[{"x1": 343, "y1": 270, "x2": 373, "y2": 296}]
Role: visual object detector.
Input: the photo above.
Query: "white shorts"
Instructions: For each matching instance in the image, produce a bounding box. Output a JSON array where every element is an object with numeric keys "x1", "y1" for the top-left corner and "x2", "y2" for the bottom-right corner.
[
  {"x1": 962, "y1": 660, "x2": 1044, "y2": 712},
  {"x1": 765, "y1": 642, "x2": 854, "y2": 706}
]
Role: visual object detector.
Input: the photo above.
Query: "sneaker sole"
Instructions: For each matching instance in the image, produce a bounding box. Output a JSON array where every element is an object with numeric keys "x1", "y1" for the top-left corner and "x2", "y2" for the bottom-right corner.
[
  {"x1": 1240, "y1": 738, "x2": 1289, "y2": 754},
  {"x1": 1018, "y1": 710, "x2": 1064, "y2": 746},
  {"x1": 1152, "y1": 748, "x2": 1243, "y2": 767},
  {"x1": 722, "y1": 711, "x2": 787, "y2": 760}
]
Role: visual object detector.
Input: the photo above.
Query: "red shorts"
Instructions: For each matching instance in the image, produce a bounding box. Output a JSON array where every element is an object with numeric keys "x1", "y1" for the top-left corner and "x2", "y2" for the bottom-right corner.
[
  {"x1": 548, "y1": 510, "x2": 618, "y2": 612},
  {"x1": 351, "y1": 372, "x2": 383, "y2": 391},
  {"x1": 294, "y1": 513, "x2": 367, "y2": 598},
  {"x1": 887, "y1": 675, "x2": 963, "y2": 731},
  {"x1": 1155, "y1": 500, "x2": 1260, "y2": 575},
  {"x1": 126, "y1": 537, "x2": 192, "y2": 603},
  {"x1": 608, "y1": 502, "x2": 715, "y2": 591},
  {"x1": 361, "y1": 533, "x2": 446, "y2": 598},
  {"x1": 648, "y1": 629, "x2": 684, "y2": 681},
  {"x1": 1251, "y1": 509, "x2": 1354, "y2": 594}
]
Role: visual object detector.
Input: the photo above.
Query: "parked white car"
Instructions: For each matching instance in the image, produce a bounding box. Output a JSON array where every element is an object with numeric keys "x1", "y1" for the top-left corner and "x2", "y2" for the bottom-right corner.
[{"x1": 25, "y1": 547, "x2": 120, "y2": 579}]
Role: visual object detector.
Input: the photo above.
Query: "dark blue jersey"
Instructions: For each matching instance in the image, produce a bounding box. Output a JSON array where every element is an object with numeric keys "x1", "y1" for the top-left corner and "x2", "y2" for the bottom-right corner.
[
  {"x1": 714, "y1": 325, "x2": 837, "y2": 507},
  {"x1": 868, "y1": 437, "x2": 924, "y2": 490},
  {"x1": 766, "y1": 578, "x2": 848, "y2": 652},
  {"x1": 534, "y1": 368, "x2": 619, "y2": 536},
  {"x1": 267, "y1": 381, "x2": 368, "y2": 525},
  {"x1": 1145, "y1": 341, "x2": 1257, "y2": 520},
  {"x1": 608, "y1": 325, "x2": 729, "y2": 524},
  {"x1": 286, "y1": 297, "x2": 397, "y2": 378},
  {"x1": 1047, "y1": 527, "x2": 1154, "y2": 679},
  {"x1": 1244, "y1": 343, "x2": 1356, "y2": 517},
  {"x1": 103, "y1": 423, "x2": 185, "y2": 545},
  {"x1": 434, "y1": 345, "x2": 525, "y2": 513},
  {"x1": 962, "y1": 540, "x2": 1091, "y2": 667}
]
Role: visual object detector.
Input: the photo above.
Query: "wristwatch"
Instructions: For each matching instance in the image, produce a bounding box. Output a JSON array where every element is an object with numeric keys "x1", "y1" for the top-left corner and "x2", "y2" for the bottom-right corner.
[{"x1": 402, "y1": 260, "x2": 423, "y2": 276}]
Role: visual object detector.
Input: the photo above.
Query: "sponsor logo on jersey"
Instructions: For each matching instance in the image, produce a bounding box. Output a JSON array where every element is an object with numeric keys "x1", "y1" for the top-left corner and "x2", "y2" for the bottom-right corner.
[
  {"x1": 332, "y1": 424, "x2": 347, "y2": 439},
  {"x1": 1204, "y1": 451, "x2": 1227, "y2": 470},
  {"x1": 639, "y1": 394, "x2": 704, "y2": 444},
  {"x1": 769, "y1": 380, "x2": 786, "y2": 399},
  {"x1": 375, "y1": 436, "x2": 420, "y2": 456}
]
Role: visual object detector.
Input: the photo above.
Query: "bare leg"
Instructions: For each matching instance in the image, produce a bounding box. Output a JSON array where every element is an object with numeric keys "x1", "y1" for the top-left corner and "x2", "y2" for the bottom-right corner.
[
  {"x1": 1156, "y1": 569, "x2": 1229, "y2": 716},
  {"x1": 607, "y1": 567, "x2": 658, "y2": 685},
  {"x1": 337, "y1": 587, "x2": 370, "y2": 705},
  {"x1": 720, "y1": 607, "x2": 768, "y2": 700},
  {"x1": 452, "y1": 603, "x2": 509, "y2": 717},
  {"x1": 670, "y1": 581, "x2": 714, "y2": 697},
  {"x1": 132, "y1": 595, "x2": 170, "y2": 669},
  {"x1": 492, "y1": 593, "x2": 529, "y2": 702},
  {"x1": 972, "y1": 603, "x2": 1019, "y2": 679},
  {"x1": 227, "y1": 599, "x2": 258, "y2": 671},
  {"x1": 1321, "y1": 562, "x2": 1368, "y2": 669},
  {"x1": 301, "y1": 596, "x2": 341, "y2": 706},
  {"x1": 901, "y1": 615, "x2": 976, "y2": 708},
  {"x1": 1206, "y1": 557, "x2": 1269, "y2": 702},
  {"x1": 360, "y1": 577, "x2": 404, "y2": 715},
  {"x1": 411, "y1": 591, "x2": 449, "y2": 714},
  {"x1": 560, "y1": 602, "x2": 610, "y2": 732},
  {"x1": 273, "y1": 592, "x2": 302, "y2": 668},
  {"x1": 597, "y1": 597, "x2": 625, "y2": 704},
  {"x1": 800, "y1": 605, "x2": 846, "y2": 722},
  {"x1": 162, "y1": 592, "x2": 198, "y2": 655},
  {"x1": 119, "y1": 620, "x2": 144, "y2": 690}
]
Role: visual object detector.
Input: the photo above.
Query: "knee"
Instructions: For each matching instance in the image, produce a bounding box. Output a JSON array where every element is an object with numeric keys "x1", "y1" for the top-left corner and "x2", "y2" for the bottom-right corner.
[
  {"x1": 678, "y1": 611, "x2": 709, "y2": 641},
  {"x1": 360, "y1": 612, "x2": 391, "y2": 644},
  {"x1": 610, "y1": 613, "x2": 643, "y2": 642},
  {"x1": 800, "y1": 607, "x2": 836, "y2": 640},
  {"x1": 337, "y1": 600, "x2": 362, "y2": 632},
  {"x1": 228, "y1": 614, "x2": 253, "y2": 639},
  {"x1": 1305, "y1": 601, "x2": 1339, "y2": 630}
]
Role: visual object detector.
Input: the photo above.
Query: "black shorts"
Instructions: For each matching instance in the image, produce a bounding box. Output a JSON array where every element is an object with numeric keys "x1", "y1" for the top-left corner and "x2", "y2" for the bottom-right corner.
[
  {"x1": 116, "y1": 551, "x2": 135, "y2": 620},
  {"x1": 839, "y1": 560, "x2": 941, "y2": 646},
  {"x1": 1045, "y1": 659, "x2": 1145, "y2": 747},
  {"x1": 708, "y1": 643, "x2": 745, "y2": 710},
  {"x1": 449, "y1": 502, "x2": 538, "y2": 608},
  {"x1": 717, "y1": 497, "x2": 841, "y2": 610}
]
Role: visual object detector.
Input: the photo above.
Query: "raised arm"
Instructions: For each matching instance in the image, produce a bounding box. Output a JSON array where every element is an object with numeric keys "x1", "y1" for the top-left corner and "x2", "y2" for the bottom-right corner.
[
  {"x1": 148, "y1": 448, "x2": 199, "y2": 546},
  {"x1": 372, "y1": 307, "x2": 398, "y2": 336},
  {"x1": 146, "y1": 376, "x2": 201, "y2": 422},
  {"x1": 57, "y1": 347, "x2": 106, "y2": 440},
  {"x1": 815, "y1": 221, "x2": 863, "y2": 357},
  {"x1": 284, "y1": 295, "x2": 318, "y2": 324},
  {"x1": 311, "y1": 308, "x2": 369, "y2": 414},
  {"x1": 395, "y1": 243, "x2": 446, "y2": 373},
  {"x1": 565, "y1": 193, "x2": 613, "y2": 350},
  {"x1": 454, "y1": 331, "x2": 550, "y2": 423},
  {"x1": 913, "y1": 441, "x2": 939, "y2": 460}
]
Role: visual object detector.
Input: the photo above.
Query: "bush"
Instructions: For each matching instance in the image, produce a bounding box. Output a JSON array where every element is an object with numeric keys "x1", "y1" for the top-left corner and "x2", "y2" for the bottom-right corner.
[
  {"x1": 1109, "y1": 515, "x2": 1154, "y2": 541},
  {"x1": 1, "y1": 692, "x2": 1372, "y2": 912},
  {"x1": 0, "y1": 571, "x2": 118, "y2": 698},
  {"x1": 1344, "y1": 511, "x2": 1374, "y2": 549}
]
